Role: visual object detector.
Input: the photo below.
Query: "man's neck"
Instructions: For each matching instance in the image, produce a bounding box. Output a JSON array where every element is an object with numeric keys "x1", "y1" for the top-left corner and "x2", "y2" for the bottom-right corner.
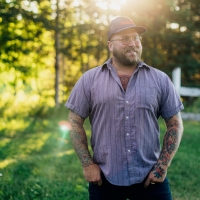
[{"x1": 111, "y1": 58, "x2": 137, "y2": 76}]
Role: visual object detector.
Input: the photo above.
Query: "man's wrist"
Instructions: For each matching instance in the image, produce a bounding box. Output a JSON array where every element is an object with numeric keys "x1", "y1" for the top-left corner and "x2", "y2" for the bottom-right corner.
[
  {"x1": 152, "y1": 162, "x2": 167, "y2": 179},
  {"x1": 82, "y1": 160, "x2": 94, "y2": 168}
]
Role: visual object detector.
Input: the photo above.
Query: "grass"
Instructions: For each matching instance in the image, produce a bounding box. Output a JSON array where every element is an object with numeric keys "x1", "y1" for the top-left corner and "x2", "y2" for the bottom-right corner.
[{"x1": 0, "y1": 106, "x2": 200, "y2": 200}]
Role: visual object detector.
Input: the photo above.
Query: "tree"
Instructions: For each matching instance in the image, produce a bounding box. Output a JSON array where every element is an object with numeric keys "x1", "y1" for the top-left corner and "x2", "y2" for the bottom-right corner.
[
  {"x1": 0, "y1": 0, "x2": 199, "y2": 117},
  {"x1": 0, "y1": 0, "x2": 55, "y2": 117}
]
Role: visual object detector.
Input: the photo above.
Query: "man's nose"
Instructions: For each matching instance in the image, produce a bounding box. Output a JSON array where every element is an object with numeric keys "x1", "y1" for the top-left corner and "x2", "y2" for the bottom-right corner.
[{"x1": 128, "y1": 38, "x2": 136, "y2": 46}]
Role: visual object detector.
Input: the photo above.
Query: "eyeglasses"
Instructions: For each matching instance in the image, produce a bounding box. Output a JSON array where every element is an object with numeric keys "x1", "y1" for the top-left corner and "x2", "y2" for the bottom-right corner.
[{"x1": 110, "y1": 35, "x2": 142, "y2": 45}]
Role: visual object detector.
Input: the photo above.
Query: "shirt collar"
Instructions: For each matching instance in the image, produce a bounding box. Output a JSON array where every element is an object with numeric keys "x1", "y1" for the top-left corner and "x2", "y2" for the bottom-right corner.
[
  {"x1": 101, "y1": 58, "x2": 112, "y2": 71},
  {"x1": 101, "y1": 58, "x2": 150, "y2": 71}
]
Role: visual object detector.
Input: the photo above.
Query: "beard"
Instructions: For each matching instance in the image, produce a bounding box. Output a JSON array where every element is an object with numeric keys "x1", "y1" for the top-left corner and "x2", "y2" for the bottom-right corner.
[{"x1": 113, "y1": 46, "x2": 142, "y2": 67}]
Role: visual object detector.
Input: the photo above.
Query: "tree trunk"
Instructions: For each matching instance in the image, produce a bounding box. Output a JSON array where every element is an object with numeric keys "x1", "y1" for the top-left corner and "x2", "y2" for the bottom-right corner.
[{"x1": 55, "y1": 0, "x2": 60, "y2": 107}]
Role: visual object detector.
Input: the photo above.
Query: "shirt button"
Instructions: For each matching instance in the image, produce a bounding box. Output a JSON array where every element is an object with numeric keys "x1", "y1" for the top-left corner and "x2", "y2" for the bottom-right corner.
[
  {"x1": 128, "y1": 150, "x2": 130, "y2": 152},
  {"x1": 126, "y1": 116, "x2": 129, "y2": 119},
  {"x1": 127, "y1": 133, "x2": 129, "y2": 136},
  {"x1": 126, "y1": 101, "x2": 129, "y2": 104}
]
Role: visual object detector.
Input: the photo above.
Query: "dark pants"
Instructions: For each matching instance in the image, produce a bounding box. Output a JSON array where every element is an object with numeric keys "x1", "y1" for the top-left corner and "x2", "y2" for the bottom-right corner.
[{"x1": 89, "y1": 173, "x2": 172, "y2": 200}]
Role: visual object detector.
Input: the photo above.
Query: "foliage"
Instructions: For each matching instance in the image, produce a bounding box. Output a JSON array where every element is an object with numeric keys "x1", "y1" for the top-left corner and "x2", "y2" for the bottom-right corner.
[
  {"x1": 182, "y1": 96, "x2": 200, "y2": 113},
  {"x1": 0, "y1": 2, "x2": 199, "y2": 198},
  {"x1": 1, "y1": 0, "x2": 200, "y2": 116},
  {"x1": 0, "y1": 107, "x2": 200, "y2": 200},
  {"x1": 0, "y1": 0, "x2": 55, "y2": 119}
]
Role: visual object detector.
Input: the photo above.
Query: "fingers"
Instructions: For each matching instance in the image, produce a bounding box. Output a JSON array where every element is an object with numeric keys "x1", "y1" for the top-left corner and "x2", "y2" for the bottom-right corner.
[
  {"x1": 83, "y1": 164, "x2": 102, "y2": 183},
  {"x1": 144, "y1": 170, "x2": 167, "y2": 188},
  {"x1": 144, "y1": 177, "x2": 158, "y2": 187},
  {"x1": 91, "y1": 179, "x2": 102, "y2": 186},
  {"x1": 144, "y1": 177, "x2": 151, "y2": 188}
]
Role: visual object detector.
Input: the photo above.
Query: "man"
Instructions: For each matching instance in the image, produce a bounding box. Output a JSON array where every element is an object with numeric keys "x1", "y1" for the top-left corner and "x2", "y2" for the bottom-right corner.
[{"x1": 65, "y1": 16, "x2": 184, "y2": 200}]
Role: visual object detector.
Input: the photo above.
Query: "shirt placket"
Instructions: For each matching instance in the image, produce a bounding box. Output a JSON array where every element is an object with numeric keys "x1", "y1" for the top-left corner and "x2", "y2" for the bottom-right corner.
[
  {"x1": 109, "y1": 63, "x2": 139, "y2": 183},
  {"x1": 124, "y1": 75, "x2": 137, "y2": 183}
]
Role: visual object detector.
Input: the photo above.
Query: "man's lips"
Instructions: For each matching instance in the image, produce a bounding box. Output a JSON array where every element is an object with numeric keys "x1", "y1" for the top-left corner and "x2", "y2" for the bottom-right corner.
[
  {"x1": 125, "y1": 49, "x2": 138, "y2": 53},
  {"x1": 126, "y1": 50, "x2": 138, "y2": 56}
]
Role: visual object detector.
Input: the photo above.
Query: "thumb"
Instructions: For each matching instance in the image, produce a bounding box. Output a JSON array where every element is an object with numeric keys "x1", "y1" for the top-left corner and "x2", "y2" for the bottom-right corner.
[
  {"x1": 144, "y1": 177, "x2": 151, "y2": 188},
  {"x1": 98, "y1": 179, "x2": 102, "y2": 186}
]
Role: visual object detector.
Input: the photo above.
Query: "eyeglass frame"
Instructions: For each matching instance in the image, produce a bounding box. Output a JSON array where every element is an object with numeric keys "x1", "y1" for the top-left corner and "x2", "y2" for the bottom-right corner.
[{"x1": 109, "y1": 35, "x2": 142, "y2": 45}]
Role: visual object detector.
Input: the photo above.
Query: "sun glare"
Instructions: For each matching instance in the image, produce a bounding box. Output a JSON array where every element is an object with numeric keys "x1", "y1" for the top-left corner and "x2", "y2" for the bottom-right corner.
[
  {"x1": 95, "y1": 0, "x2": 127, "y2": 10},
  {"x1": 21, "y1": 0, "x2": 38, "y2": 13}
]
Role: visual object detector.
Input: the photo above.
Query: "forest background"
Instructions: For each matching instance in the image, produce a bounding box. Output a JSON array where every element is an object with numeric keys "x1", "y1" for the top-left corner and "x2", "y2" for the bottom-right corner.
[
  {"x1": 0, "y1": 0, "x2": 200, "y2": 199},
  {"x1": 1, "y1": 0, "x2": 200, "y2": 112}
]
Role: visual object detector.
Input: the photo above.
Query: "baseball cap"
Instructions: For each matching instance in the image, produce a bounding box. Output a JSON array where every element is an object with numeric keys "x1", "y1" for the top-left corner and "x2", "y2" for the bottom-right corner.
[{"x1": 108, "y1": 16, "x2": 147, "y2": 40}]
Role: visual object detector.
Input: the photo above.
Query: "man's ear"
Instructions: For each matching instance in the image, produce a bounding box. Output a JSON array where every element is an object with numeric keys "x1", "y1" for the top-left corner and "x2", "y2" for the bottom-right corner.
[{"x1": 107, "y1": 41, "x2": 113, "y2": 52}]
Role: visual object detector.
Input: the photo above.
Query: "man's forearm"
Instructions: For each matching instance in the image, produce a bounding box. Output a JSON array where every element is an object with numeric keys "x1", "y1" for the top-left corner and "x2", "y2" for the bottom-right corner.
[
  {"x1": 69, "y1": 110, "x2": 93, "y2": 167},
  {"x1": 154, "y1": 113, "x2": 183, "y2": 177}
]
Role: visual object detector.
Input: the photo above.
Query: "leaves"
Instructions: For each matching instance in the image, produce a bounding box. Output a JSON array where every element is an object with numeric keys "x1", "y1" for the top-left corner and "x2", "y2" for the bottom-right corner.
[{"x1": 0, "y1": 0, "x2": 199, "y2": 114}]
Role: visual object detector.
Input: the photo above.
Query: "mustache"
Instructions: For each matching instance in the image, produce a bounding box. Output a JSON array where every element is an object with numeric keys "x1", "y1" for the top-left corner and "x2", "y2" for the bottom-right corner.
[{"x1": 125, "y1": 48, "x2": 138, "y2": 53}]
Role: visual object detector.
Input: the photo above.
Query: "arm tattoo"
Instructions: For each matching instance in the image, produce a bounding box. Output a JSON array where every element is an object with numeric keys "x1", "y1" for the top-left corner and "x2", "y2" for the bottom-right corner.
[
  {"x1": 69, "y1": 110, "x2": 93, "y2": 167},
  {"x1": 152, "y1": 163, "x2": 166, "y2": 178},
  {"x1": 152, "y1": 112, "x2": 183, "y2": 179}
]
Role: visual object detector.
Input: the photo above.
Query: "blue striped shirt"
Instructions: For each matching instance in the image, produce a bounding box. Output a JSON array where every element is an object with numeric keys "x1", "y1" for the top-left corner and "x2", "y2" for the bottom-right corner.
[{"x1": 66, "y1": 58, "x2": 184, "y2": 186}]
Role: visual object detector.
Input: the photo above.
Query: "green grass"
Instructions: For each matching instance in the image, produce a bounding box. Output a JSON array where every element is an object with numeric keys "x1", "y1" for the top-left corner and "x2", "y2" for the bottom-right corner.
[{"x1": 0, "y1": 107, "x2": 199, "y2": 200}]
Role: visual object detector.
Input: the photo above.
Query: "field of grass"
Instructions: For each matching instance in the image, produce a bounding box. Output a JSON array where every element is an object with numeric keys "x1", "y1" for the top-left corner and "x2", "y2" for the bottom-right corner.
[{"x1": 0, "y1": 106, "x2": 199, "y2": 200}]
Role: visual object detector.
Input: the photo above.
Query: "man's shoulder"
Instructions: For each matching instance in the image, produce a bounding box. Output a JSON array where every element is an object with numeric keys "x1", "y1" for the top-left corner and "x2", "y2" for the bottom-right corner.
[
  {"x1": 84, "y1": 65, "x2": 103, "y2": 74},
  {"x1": 144, "y1": 64, "x2": 164, "y2": 74},
  {"x1": 83, "y1": 62, "x2": 108, "y2": 77},
  {"x1": 142, "y1": 62, "x2": 168, "y2": 78}
]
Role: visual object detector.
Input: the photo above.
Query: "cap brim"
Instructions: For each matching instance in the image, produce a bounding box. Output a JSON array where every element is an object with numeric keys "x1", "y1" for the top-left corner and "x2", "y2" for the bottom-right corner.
[
  {"x1": 108, "y1": 25, "x2": 147, "y2": 40},
  {"x1": 115, "y1": 26, "x2": 147, "y2": 35}
]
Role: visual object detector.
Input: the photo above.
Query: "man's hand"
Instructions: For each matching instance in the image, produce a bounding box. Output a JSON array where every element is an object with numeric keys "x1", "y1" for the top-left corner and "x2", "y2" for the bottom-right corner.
[
  {"x1": 83, "y1": 164, "x2": 102, "y2": 186},
  {"x1": 144, "y1": 113, "x2": 183, "y2": 188},
  {"x1": 144, "y1": 162, "x2": 167, "y2": 187}
]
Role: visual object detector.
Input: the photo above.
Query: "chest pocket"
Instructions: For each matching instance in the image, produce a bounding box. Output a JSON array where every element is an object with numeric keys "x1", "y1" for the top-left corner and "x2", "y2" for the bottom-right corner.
[{"x1": 134, "y1": 87, "x2": 158, "y2": 110}]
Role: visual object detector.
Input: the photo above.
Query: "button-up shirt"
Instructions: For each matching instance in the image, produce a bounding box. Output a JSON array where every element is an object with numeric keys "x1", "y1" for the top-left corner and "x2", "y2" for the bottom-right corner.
[{"x1": 65, "y1": 58, "x2": 184, "y2": 186}]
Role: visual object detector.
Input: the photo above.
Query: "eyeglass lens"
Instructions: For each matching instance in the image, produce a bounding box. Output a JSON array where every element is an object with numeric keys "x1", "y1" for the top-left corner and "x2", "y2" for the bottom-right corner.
[{"x1": 121, "y1": 36, "x2": 141, "y2": 45}]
